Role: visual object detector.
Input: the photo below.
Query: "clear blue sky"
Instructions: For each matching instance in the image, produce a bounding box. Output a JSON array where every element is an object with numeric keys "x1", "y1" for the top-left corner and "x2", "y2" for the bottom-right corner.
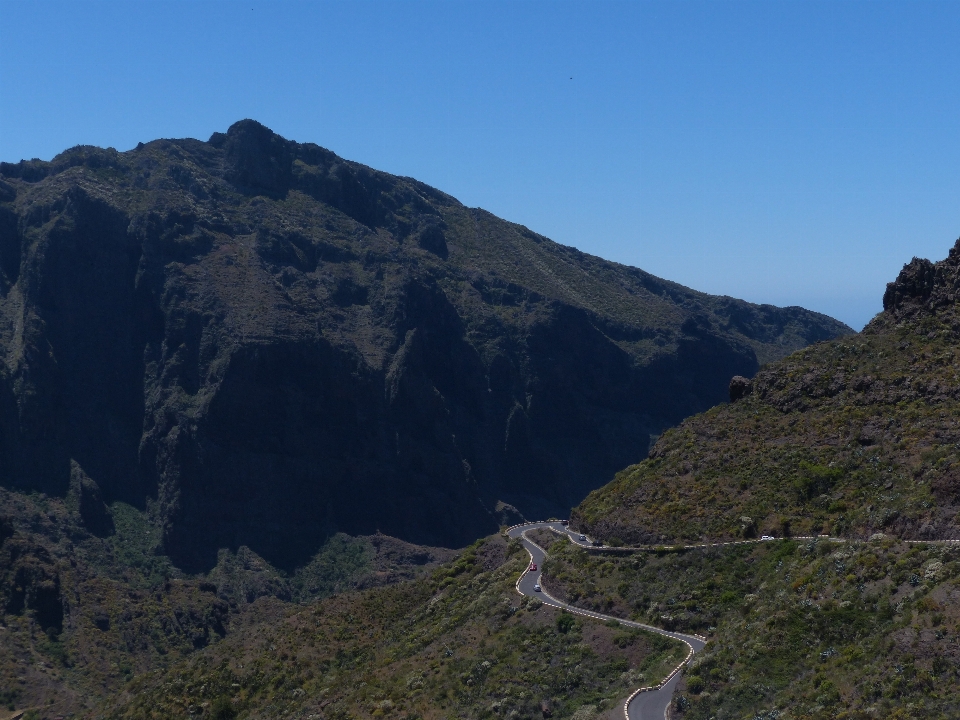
[{"x1": 2, "y1": 0, "x2": 959, "y2": 329}]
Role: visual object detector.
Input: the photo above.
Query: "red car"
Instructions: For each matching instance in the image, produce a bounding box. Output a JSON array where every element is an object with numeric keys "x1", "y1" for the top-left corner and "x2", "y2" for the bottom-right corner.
[{"x1": 529, "y1": 563, "x2": 537, "y2": 571}]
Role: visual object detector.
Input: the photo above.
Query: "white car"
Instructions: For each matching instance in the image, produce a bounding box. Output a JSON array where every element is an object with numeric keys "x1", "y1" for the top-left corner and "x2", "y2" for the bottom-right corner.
[
  {"x1": 533, "y1": 584, "x2": 541, "y2": 592},
  {"x1": 760, "y1": 535, "x2": 774, "y2": 541}
]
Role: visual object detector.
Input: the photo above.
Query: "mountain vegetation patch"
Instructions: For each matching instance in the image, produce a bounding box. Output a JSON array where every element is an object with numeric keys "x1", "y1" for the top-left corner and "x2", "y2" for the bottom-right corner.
[
  {"x1": 539, "y1": 535, "x2": 960, "y2": 719},
  {"x1": 574, "y1": 239, "x2": 960, "y2": 546}
]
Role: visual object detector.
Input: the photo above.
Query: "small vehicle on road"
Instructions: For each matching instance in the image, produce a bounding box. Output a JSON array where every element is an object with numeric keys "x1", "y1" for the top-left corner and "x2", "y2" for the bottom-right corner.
[
  {"x1": 578, "y1": 534, "x2": 586, "y2": 541},
  {"x1": 561, "y1": 520, "x2": 569, "y2": 526},
  {"x1": 533, "y1": 584, "x2": 541, "y2": 592},
  {"x1": 529, "y1": 563, "x2": 537, "y2": 571},
  {"x1": 760, "y1": 535, "x2": 774, "y2": 541}
]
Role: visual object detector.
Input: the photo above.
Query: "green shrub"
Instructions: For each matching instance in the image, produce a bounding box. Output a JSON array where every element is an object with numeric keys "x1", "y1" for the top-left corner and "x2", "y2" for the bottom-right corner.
[
  {"x1": 210, "y1": 697, "x2": 237, "y2": 720},
  {"x1": 556, "y1": 613, "x2": 576, "y2": 634}
]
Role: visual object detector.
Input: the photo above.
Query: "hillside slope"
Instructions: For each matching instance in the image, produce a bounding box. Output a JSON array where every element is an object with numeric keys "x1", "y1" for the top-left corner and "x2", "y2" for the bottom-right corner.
[
  {"x1": 105, "y1": 535, "x2": 688, "y2": 720},
  {"x1": 0, "y1": 120, "x2": 851, "y2": 571},
  {"x1": 573, "y1": 238, "x2": 960, "y2": 545},
  {"x1": 538, "y1": 532, "x2": 960, "y2": 720}
]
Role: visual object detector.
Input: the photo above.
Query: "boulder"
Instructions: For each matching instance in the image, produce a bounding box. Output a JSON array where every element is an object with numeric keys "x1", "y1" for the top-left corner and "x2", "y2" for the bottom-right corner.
[{"x1": 729, "y1": 375, "x2": 753, "y2": 402}]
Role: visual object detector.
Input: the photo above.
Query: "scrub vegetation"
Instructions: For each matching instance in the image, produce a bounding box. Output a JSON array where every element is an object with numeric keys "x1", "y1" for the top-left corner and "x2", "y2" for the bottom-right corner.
[
  {"x1": 540, "y1": 534, "x2": 960, "y2": 719},
  {"x1": 575, "y1": 243, "x2": 960, "y2": 547},
  {"x1": 107, "y1": 535, "x2": 686, "y2": 720},
  {"x1": 0, "y1": 490, "x2": 450, "y2": 717}
]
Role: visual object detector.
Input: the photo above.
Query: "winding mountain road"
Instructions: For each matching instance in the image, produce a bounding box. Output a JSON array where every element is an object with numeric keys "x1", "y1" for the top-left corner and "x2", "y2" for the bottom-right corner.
[
  {"x1": 507, "y1": 522, "x2": 707, "y2": 720},
  {"x1": 506, "y1": 523, "x2": 960, "y2": 718}
]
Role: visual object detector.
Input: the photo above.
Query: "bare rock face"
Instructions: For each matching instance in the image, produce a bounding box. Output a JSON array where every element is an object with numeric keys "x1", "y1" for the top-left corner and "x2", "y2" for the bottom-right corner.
[
  {"x1": 881, "y1": 238, "x2": 960, "y2": 321},
  {"x1": 0, "y1": 121, "x2": 853, "y2": 571},
  {"x1": 729, "y1": 375, "x2": 753, "y2": 402},
  {"x1": 71, "y1": 461, "x2": 114, "y2": 538}
]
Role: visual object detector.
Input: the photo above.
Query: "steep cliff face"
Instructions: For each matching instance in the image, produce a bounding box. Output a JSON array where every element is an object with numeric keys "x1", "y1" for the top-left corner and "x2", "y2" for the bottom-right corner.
[{"x1": 0, "y1": 121, "x2": 852, "y2": 570}]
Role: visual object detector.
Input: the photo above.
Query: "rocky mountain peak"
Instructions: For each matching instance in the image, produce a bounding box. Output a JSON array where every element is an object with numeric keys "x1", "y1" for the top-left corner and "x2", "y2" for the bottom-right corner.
[
  {"x1": 881, "y1": 237, "x2": 960, "y2": 321},
  {"x1": 214, "y1": 119, "x2": 295, "y2": 196}
]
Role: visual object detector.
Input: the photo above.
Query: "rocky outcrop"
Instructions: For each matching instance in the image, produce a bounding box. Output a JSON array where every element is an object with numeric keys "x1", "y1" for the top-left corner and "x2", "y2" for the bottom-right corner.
[
  {"x1": 881, "y1": 238, "x2": 960, "y2": 321},
  {"x1": 0, "y1": 121, "x2": 853, "y2": 571},
  {"x1": 70, "y1": 461, "x2": 114, "y2": 538},
  {"x1": 728, "y1": 375, "x2": 753, "y2": 402}
]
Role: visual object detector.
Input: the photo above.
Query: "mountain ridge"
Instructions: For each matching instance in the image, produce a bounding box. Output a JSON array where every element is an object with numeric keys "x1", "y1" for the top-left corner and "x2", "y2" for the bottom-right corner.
[
  {"x1": 573, "y1": 236, "x2": 960, "y2": 546},
  {"x1": 0, "y1": 119, "x2": 852, "y2": 573}
]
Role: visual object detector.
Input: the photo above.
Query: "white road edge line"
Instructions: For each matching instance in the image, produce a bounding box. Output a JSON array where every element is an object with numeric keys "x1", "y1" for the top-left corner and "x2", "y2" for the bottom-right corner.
[
  {"x1": 507, "y1": 522, "x2": 960, "y2": 718},
  {"x1": 511, "y1": 523, "x2": 702, "y2": 720}
]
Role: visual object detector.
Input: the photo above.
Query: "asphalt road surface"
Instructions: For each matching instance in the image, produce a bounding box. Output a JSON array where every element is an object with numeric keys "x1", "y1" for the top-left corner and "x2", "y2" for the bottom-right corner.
[{"x1": 507, "y1": 521, "x2": 706, "y2": 720}]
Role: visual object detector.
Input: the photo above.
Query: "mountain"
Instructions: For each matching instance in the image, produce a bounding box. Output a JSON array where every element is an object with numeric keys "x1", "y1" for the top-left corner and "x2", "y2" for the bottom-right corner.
[
  {"x1": 0, "y1": 120, "x2": 851, "y2": 572},
  {"x1": 573, "y1": 238, "x2": 960, "y2": 545},
  {"x1": 566, "y1": 239, "x2": 960, "y2": 719}
]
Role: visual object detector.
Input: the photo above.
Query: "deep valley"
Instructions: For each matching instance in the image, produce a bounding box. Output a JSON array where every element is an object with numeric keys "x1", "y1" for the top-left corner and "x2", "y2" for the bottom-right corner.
[{"x1": 4, "y1": 122, "x2": 960, "y2": 720}]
